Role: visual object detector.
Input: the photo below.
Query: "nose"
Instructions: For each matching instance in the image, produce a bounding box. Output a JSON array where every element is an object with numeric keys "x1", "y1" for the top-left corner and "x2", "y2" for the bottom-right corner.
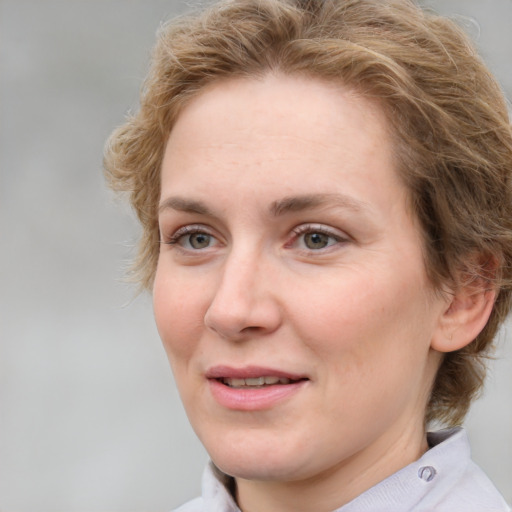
[{"x1": 204, "y1": 249, "x2": 282, "y2": 341}]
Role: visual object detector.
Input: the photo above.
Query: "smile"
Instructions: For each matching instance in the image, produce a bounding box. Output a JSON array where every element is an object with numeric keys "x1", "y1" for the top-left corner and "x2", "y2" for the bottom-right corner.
[
  {"x1": 206, "y1": 366, "x2": 309, "y2": 410},
  {"x1": 221, "y1": 376, "x2": 296, "y2": 388}
]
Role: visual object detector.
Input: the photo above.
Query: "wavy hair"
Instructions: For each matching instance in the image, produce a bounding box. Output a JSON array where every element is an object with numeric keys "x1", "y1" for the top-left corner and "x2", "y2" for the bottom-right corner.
[{"x1": 104, "y1": 0, "x2": 512, "y2": 425}]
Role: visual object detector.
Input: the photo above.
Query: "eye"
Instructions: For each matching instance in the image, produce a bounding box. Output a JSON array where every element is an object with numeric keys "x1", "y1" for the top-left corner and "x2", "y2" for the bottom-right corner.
[
  {"x1": 302, "y1": 232, "x2": 334, "y2": 250},
  {"x1": 186, "y1": 232, "x2": 213, "y2": 249},
  {"x1": 163, "y1": 225, "x2": 218, "y2": 250},
  {"x1": 289, "y1": 224, "x2": 348, "y2": 252}
]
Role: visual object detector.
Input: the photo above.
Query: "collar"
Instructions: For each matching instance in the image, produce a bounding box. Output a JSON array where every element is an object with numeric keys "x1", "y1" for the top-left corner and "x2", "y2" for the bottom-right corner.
[
  {"x1": 200, "y1": 428, "x2": 506, "y2": 512},
  {"x1": 337, "y1": 427, "x2": 469, "y2": 511}
]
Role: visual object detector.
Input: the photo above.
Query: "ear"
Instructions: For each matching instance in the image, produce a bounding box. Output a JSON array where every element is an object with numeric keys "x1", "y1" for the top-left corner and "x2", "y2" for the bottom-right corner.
[{"x1": 431, "y1": 278, "x2": 496, "y2": 353}]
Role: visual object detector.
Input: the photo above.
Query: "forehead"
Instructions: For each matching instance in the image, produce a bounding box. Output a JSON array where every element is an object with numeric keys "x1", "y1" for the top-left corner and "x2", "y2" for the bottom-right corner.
[
  {"x1": 171, "y1": 73, "x2": 390, "y2": 139},
  {"x1": 161, "y1": 73, "x2": 399, "y2": 195}
]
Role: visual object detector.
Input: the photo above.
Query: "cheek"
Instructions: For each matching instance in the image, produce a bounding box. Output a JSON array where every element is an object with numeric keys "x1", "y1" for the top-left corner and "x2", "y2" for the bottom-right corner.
[
  {"x1": 289, "y1": 265, "x2": 432, "y2": 362},
  {"x1": 289, "y1": 271, "x2": 435, "y2": 428},
  {"x1": 153, "y1": 269, "x2": 207, "y2": 364}
]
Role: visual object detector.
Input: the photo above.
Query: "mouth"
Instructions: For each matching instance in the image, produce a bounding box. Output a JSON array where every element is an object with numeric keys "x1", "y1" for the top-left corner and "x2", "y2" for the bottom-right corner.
[
  {"x1": 205, "y1": 365, "x2": 309, "y2": 409},
  {"x1": 219, "y1": 376, "x2": 305, "y2": 389}
]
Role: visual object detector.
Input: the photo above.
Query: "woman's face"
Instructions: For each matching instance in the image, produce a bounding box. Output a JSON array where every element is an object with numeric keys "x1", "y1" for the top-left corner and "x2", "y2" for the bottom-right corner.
[{"x1": 154, "y1": 74, "x2": 448, "y2": 487}]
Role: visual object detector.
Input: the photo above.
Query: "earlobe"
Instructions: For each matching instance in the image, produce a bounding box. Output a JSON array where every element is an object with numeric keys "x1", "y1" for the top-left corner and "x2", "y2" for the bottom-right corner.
[{"x1": 431, "y1": 284, "x2": 496, "y2": 353}]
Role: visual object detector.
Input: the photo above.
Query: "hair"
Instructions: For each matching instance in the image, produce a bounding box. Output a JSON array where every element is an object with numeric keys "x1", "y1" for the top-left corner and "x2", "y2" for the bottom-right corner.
[{"x1": 104, "y1": 0, "x2": 512, "y2": 426}]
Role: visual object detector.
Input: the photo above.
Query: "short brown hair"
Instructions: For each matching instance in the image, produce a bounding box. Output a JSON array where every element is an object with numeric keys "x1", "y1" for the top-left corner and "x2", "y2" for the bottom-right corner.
[{"x1": 104, "y1": 0, "x2": 512, "y2": 426}]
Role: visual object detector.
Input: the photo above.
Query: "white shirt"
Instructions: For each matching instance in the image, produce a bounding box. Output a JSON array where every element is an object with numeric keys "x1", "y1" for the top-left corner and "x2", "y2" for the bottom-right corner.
[{"x1": 173, "y1": 428, "x2": 511, "y2": 512}]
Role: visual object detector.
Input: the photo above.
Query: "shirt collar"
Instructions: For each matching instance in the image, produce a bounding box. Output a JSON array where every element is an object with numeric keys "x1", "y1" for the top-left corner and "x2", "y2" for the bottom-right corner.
[
  {"x1": 201, "y1": 427, "x2": 470, "y2": 512},
  {"x1": 338, "y1": 427, "x2": 469, "y2": 511},
  {"x1": 202, "y1": 461, "x2": 240, "y2": 512}
]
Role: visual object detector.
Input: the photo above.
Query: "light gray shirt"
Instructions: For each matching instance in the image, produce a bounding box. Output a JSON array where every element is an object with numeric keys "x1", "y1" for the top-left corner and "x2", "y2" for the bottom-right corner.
[{"x1": 174, "y1": 428, "x2": 510, "y2": 512}]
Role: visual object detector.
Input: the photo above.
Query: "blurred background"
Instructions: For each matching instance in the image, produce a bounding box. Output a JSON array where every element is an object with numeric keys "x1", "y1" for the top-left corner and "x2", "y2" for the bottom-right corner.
[{"x1": 1, "y1": 0, "x2": 511, "y2": 510}]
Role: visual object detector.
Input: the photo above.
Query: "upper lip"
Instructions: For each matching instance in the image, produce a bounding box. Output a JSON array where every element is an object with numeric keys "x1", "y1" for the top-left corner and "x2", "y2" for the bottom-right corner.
[{"x1": 205, "y1": 365, "x2": 308, "y2": 381}]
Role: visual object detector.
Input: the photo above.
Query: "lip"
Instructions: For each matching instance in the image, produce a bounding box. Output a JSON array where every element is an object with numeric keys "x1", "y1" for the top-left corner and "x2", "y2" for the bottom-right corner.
[
  {"x1": 205, "y1": 365, "x2": 307, "y2": 380},
  {"x1": 206, "y1": 365, "x2": 309, "y2": 411}
]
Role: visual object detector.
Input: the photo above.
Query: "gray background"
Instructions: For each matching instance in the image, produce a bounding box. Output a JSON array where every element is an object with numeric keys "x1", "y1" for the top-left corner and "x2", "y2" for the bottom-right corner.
[{"x1": 1, "y1": 0, "x2": 511, "y2": 510}]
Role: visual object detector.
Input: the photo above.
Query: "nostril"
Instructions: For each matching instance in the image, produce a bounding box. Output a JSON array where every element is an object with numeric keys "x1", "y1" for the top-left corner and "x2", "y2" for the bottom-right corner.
[
  {"x1": 241, "y1": 325, "x2": 264, "y2": 333},
  {"x1": 204, "y1": 284, "x2": 282, "y2": 339}
]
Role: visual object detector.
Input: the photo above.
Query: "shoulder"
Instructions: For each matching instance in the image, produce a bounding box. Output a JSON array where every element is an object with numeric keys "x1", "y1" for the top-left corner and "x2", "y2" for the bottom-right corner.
[
  {"x1": 340, "y1": 428, "x2": 510, "y2": 512},
  {"x1": 172, "y1": 496, "x2": 204, "y2": 512},
  {"x1": 171, "y1": 461, "x2": 240, "y2": 512},
  {"x1": 424, "y1": 459, "x2": 510, "y2": 512},
  {"x1": 417, "y1": 428, "x2": 510, "y2": 512}
]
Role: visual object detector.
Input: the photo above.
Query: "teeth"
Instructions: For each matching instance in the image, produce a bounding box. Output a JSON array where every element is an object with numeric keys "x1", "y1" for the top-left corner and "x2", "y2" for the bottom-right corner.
[
  {"x1": 268, "y1": 376, "x2": 291, "y2": 385},
  {"x1": 222, "y1": 376, "x2": 294, "y2": 388},
  {"x1": 229, "y1": 378, "x2": 247, "y2": 387},
  {"x1": 245, "y1": 377, "x2": 265, "y2": 386}
]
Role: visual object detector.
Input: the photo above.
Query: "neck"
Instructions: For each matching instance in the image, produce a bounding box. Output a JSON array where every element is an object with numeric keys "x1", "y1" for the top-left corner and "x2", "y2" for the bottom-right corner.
[{"x1": 235, "y1": 421, "x2": 428, "y2": 512}]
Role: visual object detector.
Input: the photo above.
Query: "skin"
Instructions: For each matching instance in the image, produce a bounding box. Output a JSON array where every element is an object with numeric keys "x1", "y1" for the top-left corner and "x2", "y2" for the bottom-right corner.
[{"x1": 153, "y1": 73, "x2": 454, "y2": 512}]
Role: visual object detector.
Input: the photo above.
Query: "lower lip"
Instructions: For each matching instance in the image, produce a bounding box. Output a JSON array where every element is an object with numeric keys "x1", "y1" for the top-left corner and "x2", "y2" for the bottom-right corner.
[{"x1": 208, "y1": 379, "x2": 307, "y2": 411}]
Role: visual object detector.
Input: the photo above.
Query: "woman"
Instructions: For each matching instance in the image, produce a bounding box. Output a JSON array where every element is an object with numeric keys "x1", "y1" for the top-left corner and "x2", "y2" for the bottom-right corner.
[{"x1": 104, "y1": 0, "x2": 512, "y2": 510}]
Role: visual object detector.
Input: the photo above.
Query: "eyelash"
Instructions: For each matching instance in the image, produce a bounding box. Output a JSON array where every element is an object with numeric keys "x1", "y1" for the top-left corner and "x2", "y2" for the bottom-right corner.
[
  {"x1": 289, "y1": 224, "x2": 348, "y2": 251},
  {"x1": 162, "y1": 225, "x2": 217, "y2": 247},
  {"x1": 160, "y1": 223, "x2": 349, "y2": 253}
]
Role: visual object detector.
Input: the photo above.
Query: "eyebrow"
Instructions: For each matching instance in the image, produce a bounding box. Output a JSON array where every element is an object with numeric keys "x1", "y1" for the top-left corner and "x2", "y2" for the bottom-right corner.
[
  {"x1": 158, "y1": 197, "x2": 213, "y2": 216},
  {"x1": 269, "y1": 193, "x2": 370, "y2": 217},
  {"x1": 158, "y1": 193, "x2": 371, "y2": 218}
]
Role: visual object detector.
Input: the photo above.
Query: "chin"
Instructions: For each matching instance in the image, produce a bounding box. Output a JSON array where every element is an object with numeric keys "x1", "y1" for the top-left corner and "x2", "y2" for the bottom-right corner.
[
  {"x1": 200, "y1": 428, "x2": 317, "y2": 482},
  {"x1": 213, "y1": 453, "x2": 305, "y2": 481}
]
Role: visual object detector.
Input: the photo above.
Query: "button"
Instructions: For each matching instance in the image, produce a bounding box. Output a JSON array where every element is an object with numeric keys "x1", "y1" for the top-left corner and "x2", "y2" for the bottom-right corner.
[{"x1": 418, "y1": 466, "x2": 436, "y2": 482}]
